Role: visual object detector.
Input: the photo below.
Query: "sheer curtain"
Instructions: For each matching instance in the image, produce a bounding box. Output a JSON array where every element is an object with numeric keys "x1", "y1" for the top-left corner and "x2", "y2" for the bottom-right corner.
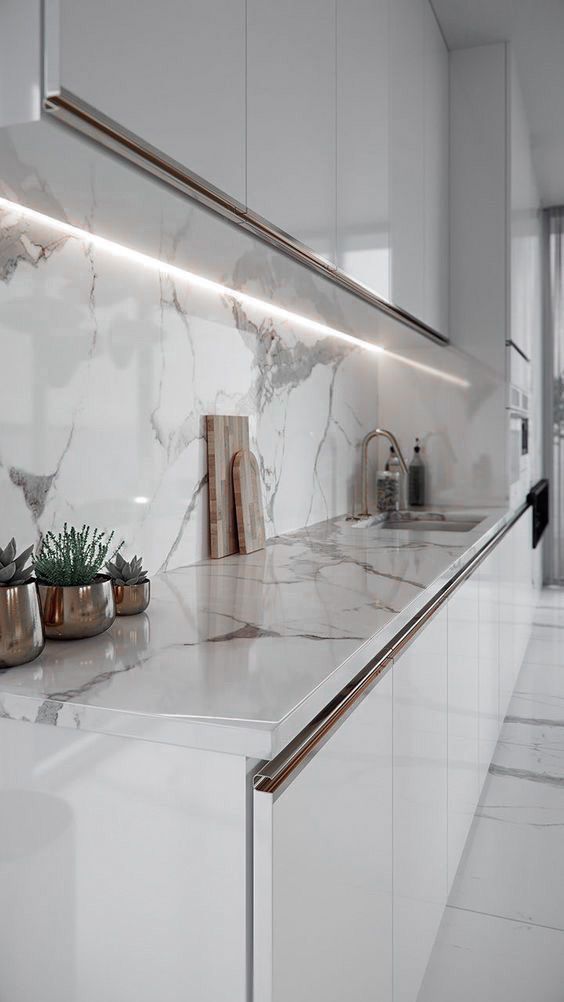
[{"x1": 547, "y1": 208, "x2": 564, "y2": 582}]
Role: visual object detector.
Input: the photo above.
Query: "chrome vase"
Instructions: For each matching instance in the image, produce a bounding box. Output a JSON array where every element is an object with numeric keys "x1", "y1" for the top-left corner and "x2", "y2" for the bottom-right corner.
[
  {"x1": 38, "y1": 576, "x2": 116, "y2": 640},
  {"x1": 113, "y1": 580, "x2": 151, "y2": 617},
  {"x1": 0, "y1": 581, "x2": 45, "y2": 667}
]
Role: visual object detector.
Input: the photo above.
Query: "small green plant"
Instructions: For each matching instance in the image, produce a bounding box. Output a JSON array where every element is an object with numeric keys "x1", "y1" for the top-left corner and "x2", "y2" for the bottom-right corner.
[
  {"x1": 0, "y1": 538, "x2": 34, "y2": 585},
  {"x1": 106, "y1": 552, "x2": 149, "y2": 586},
  {"x1": 34, "y1": 524, "x2": 121, "y2": 586}
]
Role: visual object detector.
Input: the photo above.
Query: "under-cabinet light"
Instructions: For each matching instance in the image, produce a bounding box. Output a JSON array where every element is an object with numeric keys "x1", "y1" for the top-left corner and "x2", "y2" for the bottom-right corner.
[{"x1": 0, "y1": 196, "x2": 469, "y2": 387}]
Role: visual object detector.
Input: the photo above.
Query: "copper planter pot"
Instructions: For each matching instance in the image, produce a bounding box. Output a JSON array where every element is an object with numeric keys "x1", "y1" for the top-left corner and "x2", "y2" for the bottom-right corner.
[
  {"x1": 0, "y1": 580, "x2": 45, "y2": 667},
  {"x1": 38, "y1": 576, "x2": 116, "y2": 640},
  {"x1": 113, "y1": 580, "x2": 150, "y2": 616}
]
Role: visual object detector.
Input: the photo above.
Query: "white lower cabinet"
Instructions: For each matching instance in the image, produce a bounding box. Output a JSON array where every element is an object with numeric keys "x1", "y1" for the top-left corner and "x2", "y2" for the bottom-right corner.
[
  {"x1": 498, "y1": 531, "x2": 517, "y2": 724},
  {"x1": 393, "y1": 609, "x2": 448, "y2": 1002},
  {"x1": 253, "y1": 510, "x2": 535, "y2": 1002},
  {"x1": 253, "y1": 670, "x2": 393, "y2": 1002},
  {"x1": 477, "y1": 548, "x2": 501, "y2": 790},
  {"x1": 447, "y1": 575, "x2": 480, "y2": 891},
  {"x1": 0, "y1": 719, "x2": 249, "y2": 1002}
]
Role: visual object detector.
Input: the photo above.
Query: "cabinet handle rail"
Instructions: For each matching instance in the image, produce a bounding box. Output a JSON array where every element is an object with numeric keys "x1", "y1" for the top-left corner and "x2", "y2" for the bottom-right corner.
[{"x1": 255, "y1": 500, "x2": 531, "y2": 798}]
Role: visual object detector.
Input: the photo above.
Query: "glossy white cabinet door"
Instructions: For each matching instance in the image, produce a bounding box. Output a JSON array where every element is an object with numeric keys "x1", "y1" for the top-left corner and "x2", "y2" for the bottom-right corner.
[
  {"x1": 254, "y1": 670, "x2": 393, "y2": 1002},
  {"x1": 247, "y1": 0, "x2": 337, "y2": 263},
  {"x1": 0, "y1": 718, "x2": 248, "y2": 1002},
  {"x1": 0, "y1": 1, "x2": 42, "y2": 127},
  {"x1": 393, "y1": 608, "x2": 448, "y2": 1002},
  {"x1": 390, "y1": 0, "x2": 425, "y2": 320},
  {"x1": 336, "y1": 0, "x2": 390, "y2": 299},
  {"x1": 58, "y1": 0, "x2": 247, "y2": 204},
  {"x1": 477, "y1": 548, "x2": 501, "y2": 790},
  {"x1": 499, "y1": 516, "x2": 534, "y2": 724},
  {"x1": 447, "y1": 575, "x2": 480, "y2": 890},
  {"x1": 499, "y1": 531, "x2": 517, "y2": 724},
  {"x1": 423, "y1": 1, "x2": 449, "y2": 334},
  {"x1": 513, "y1": 511, "x2": 535, "y2": 673},
  {"x1": 449, "y1": 44, "x2": 508, "y2": 374}
]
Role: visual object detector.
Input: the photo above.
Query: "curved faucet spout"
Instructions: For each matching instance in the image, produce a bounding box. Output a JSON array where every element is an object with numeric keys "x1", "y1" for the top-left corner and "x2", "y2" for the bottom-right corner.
[{"x1": 360, "y1": 428, "x2": 408, "y2": 516}]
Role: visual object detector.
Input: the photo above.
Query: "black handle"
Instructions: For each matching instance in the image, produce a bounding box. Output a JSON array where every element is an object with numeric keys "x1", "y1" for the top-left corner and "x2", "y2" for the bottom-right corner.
[{"x1": 527, "y1": 479, "x2": 549, "y2": 549}]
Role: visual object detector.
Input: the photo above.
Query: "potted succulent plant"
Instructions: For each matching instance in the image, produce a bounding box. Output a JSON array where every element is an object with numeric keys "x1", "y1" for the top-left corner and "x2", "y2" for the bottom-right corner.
[
  {"x1": 106, "y1": 552, "x2": 150, "y2": 616},
  {"x1": 0, "y1": 538, "x2": 45, "y2": 667},
  {"x1": 34, "y1": 524, "x2": 120, "y2": 640}
]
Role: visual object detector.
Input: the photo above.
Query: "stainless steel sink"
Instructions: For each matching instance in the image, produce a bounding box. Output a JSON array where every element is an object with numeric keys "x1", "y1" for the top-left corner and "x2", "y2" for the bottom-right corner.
[
  {"x1": 347, "y1": 511, "x2": 483, "y2": 533},
  {"x1": 383, "y1": 517, "x2": 482, "y2": 533}
]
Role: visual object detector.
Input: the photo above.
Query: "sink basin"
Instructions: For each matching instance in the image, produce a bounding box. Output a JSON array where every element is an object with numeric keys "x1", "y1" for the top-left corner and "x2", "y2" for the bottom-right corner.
[
  {"x1": 383, "y1": 517, "x2": 482, "y2": 533},
  {"x1": 347, "y1": 511, "x2": 483, "y2": 533}
]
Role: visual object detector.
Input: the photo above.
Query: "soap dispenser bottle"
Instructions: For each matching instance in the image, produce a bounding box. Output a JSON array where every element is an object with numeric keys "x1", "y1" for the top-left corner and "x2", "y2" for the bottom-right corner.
[{"x1": 408, "y1": 438, "x2": 426, "y2": 507}]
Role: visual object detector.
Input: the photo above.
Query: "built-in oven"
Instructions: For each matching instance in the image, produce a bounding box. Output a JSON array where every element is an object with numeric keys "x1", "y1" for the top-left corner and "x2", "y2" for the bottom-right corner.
[{"x1": 507, "y1": 341, "x2": 531, "y2": 505}]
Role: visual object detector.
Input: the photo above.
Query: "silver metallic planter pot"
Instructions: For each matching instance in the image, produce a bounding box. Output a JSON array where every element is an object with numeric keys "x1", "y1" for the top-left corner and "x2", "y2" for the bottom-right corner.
[
  {"x1": 113, "y1": 580, "x2": 151, "y2": 617},
  {"x1": 0, "y1": 581, "x2": 45, "y2": 667},
  {"x1": 38, "y1": 576, "x2": 116, "y2": 640}
]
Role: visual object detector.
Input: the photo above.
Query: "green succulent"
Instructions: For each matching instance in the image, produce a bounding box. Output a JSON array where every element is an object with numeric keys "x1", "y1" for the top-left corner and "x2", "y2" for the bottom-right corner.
[
  {"x1": 106, "y1": 552, "x2": 149, "y2": 586},
  {"x1": 34, "y1": 524, "x2": 120, "y2": 587},
  {"x1": 0, "y1": 538, "x2": 35, "y2": 586}
]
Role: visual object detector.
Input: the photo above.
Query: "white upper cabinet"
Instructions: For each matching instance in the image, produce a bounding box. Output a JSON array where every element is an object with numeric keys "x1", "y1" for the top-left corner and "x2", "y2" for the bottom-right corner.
[
  {"x1": 57, "y1": 0, "x2": 247, "y2": 204},
  {"x1": 0, "y1": 1, "x2": 42, "y2": 128},
  {"x1": 423, "y1": 3, "x2": 449, "y2": 335},
  {"x1": 390, "y1": 0, "x2": 449, "y2": 331},
  {"x1": 246, "y1": 0, "x2": 337, "y2": 264},
  {"x1": 510, "y1": 59, "x2": 541, "y2": 361},
  {"x1": 336, "y1": 0, "x2": 390, "y2": 300},
  {"x1": 390, "y1": 0, "x2": 426, "y2": 320},
  {"x1": 47, "y1": 0, "x2": 449, "y2": 327}
]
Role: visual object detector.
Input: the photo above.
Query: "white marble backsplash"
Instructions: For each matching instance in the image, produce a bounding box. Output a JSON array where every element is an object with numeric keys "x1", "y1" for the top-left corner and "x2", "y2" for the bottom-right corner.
[{"x1": 0, "y1": 201, "x2": 380, "y2": 573}]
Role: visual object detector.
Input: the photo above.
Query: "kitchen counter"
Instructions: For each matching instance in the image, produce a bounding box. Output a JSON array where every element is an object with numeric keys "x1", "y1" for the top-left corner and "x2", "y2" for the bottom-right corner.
[{"x1": 0, "y1": 505, "x2": 513, "y2": 758}]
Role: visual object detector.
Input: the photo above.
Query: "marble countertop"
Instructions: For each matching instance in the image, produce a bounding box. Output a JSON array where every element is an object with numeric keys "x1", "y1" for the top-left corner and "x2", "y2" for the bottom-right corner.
[{"x1": 0, "y1": 505, "x2": 513, "y2": 759}]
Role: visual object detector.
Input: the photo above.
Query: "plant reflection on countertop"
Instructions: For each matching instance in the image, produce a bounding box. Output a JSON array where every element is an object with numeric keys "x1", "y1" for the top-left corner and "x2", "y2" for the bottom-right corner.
[{"x1": 34, "y1": 524, "x2": 120, "y2": 641}]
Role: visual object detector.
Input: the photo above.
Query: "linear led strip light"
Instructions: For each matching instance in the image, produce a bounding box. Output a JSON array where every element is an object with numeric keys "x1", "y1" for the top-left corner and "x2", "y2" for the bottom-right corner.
[{"x1": 0, "y1": 196, "x2": 469, "y2": 388}]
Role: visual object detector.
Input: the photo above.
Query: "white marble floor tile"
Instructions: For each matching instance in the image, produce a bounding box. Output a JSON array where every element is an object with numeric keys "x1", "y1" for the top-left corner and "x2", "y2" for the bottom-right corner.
[
  {"x1": 534, "y1": 587, "x2": 564, "y2": 609},
  {"x1": 506, "y1": 670, "x2": 564, "y2": 727},
  {"x1": 531, "y1": 607, "x2": 564, "y2": 627},
  {"x1": 521, "y1": 635, "x2": 564, "y2": 668},
  {"x1": 448, "y1": 770, "x2": 564, "y2": 930},
  {"x1": 494, "y1": 720, "x2": 564, "y2": 777},
  {"x1": 418, "y1": 907, "x2": 564, "y2": 1002}
]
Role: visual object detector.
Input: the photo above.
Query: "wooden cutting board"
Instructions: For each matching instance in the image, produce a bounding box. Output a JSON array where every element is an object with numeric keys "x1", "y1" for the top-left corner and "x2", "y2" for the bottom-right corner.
[
  {"x1": 233, "y1": 449, "x2": 266, "y2": 554},
  {"x1": 206, "y1": 415, "x2": 250, "y2": 559}
]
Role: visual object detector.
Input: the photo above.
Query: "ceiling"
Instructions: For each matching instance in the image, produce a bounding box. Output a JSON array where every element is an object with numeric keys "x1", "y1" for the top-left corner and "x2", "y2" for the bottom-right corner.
[{"x1": 431, "y1": 0, "x2": 564, "y2": 207}]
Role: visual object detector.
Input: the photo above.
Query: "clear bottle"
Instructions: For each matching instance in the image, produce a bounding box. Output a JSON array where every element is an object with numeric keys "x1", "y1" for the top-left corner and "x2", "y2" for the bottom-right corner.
[
  {"x1": 408, "y1": 438, "x2": 426, "y2": 507},
  {"x1": 376, "y1": 470, "x2": 400, "y2": 512},
  {"x1": 386, "y1": 446, "x2": 404, "y2": 509}
]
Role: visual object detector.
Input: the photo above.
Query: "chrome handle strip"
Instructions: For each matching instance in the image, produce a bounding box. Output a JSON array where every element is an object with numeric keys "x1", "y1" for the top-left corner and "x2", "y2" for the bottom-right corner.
[
  {"x1": 255, "y1": 500, "x2": 531, "y2": 798},
  {"x1": 43, "y1": 88, "x2": 449, "y2": 348}
]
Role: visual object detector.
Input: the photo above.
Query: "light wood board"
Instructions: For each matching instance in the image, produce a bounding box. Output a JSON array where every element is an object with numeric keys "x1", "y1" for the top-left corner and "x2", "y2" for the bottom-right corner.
[
  {"x1": 206, "y1": 415, "x2": 250, "y2": 559},
  {"x1": 233, "y1": 449, "x2": 266, "y2": 555}
]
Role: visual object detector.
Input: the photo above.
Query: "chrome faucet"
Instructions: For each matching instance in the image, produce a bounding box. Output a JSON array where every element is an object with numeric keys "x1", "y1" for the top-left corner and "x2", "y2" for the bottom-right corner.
[{"x1": 360, "y1": 428, "x2": 408, "y2": 516}]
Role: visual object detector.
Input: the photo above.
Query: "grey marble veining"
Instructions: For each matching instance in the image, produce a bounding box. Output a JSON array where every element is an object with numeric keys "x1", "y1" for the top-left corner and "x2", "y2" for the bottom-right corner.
[
  {"x1": 0, "y1": 505, "x2": 509, "y2": 756},
  {"x1": 0, "y1": 198, "x2": 381, "y2": 574}
]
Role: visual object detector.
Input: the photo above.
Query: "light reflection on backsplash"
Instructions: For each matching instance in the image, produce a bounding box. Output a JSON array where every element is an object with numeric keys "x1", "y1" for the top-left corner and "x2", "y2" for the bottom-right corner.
[{"x1": 0, "y1": 202, "x2": 381, "y2": 573}]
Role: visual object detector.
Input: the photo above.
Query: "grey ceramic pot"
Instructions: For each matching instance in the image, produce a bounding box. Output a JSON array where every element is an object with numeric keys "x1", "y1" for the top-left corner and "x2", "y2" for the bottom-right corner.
[
  {"x1": 38, "y1": 576, "x2": 116, "y2": 640},
  {"x1": 0, "y1": 580, "x2": 45, "y2": 667},
  {"x1": 113, "y1": 580, "x2": 151, "y2": 616}
]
